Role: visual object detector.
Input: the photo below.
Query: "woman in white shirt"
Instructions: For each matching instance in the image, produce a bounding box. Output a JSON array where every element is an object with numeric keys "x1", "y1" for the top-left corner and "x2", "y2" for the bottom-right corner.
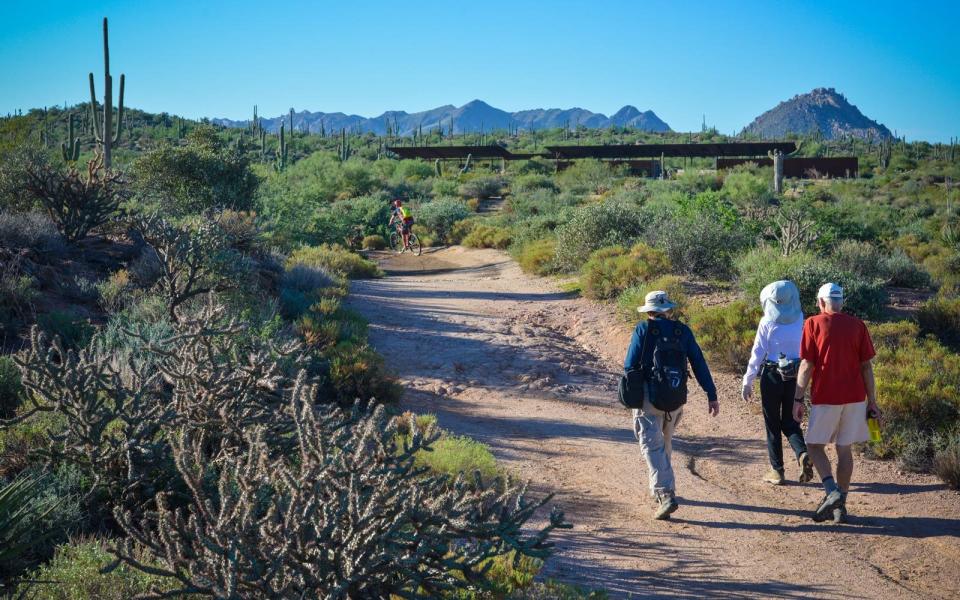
[{"x1": 742, "y1": 280, "x2": 814, "y2": 485}]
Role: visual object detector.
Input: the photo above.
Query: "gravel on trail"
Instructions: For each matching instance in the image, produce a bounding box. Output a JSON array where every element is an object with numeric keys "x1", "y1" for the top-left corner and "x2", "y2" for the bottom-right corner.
[{"x1": 348, "y1": 246, "x2": 960, "y2": 600}]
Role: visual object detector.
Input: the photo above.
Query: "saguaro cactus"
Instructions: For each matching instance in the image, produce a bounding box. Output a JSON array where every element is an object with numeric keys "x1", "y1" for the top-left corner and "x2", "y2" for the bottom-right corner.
[
  {"x1": 88, "y1": 17, "x2": 124, "y2": 169},
  {"x1": 274, "y1": 123, "x2": 287, "y2": 172},
  {"x1": 289, "y1": 108, "x2": 295, "y2": 140},
  {"x1": 769, "y1": 150, "x2": 784, "y2": 193},
  {"x1": 61, "y1": 112, "x2": 81, "y2": 162},
  {"x1": 338, "y1": 128, "x2": 352, "y2": 162}
]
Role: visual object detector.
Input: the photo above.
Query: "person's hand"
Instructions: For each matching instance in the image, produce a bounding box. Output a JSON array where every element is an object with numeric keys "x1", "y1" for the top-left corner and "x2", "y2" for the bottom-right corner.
[
  {"x1": 741, "y1": 384, "x2": 753, "y2": 401},
  {"x1": 867, "y1": 400, "x2": 883, "y2": 426},
  {"x1": 792, "y1": 399, "x2": 805, "y2": 423},
  {"x1": 708, "y1": 400, "x2": 720, "y2": 417}
]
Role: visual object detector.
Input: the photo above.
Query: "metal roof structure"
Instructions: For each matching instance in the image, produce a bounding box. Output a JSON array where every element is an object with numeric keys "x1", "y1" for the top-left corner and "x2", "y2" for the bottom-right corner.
[
  {"x1": 545, "y1": 142, "x2": 797, "y2": 159},
  {"x1": 386, "y1": 145, "x2": 514, "y2": 160}
]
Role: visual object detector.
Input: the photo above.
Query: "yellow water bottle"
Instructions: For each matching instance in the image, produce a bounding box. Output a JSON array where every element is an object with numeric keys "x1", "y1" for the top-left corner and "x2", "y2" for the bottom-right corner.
[{"x1": 867, "y1": 409, "x2": 882, "y2": 443}]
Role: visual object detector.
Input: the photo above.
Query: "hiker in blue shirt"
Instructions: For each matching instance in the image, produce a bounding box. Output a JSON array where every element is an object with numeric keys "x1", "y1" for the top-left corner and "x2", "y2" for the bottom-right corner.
[{"x1": 624, "y1": 290, "x2": 719, "y2": 520}]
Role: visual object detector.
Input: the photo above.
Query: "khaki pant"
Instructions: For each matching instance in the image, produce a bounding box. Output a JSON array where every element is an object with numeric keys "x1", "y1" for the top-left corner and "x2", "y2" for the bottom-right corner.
[
  {"x1": 633, "y1": 399, "x2": 683, "y2": 497},
  {"x1": 806, "y1": 400, "x2": 869, "y2": 446}
]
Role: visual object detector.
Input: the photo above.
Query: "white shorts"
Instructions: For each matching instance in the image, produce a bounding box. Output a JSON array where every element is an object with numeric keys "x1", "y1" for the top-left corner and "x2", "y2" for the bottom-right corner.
[{"x1": 806, "y1": 401, "x2": 869, "y2": 446}]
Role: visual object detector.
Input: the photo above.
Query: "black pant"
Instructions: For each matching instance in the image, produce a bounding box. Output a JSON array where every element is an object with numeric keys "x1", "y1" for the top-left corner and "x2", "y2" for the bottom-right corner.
[{"x1": 760, "y1": 366, "x2": 808, "y2": 472}]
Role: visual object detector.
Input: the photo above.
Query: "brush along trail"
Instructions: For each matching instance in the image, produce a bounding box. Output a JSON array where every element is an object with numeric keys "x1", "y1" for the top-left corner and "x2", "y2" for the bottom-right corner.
[{"x1": 348, "y1": 246, "x2": 960, "y2": 599}]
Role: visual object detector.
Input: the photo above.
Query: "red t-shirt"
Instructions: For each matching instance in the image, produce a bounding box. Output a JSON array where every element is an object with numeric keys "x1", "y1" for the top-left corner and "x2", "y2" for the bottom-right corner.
[{"x1": 800, "y1": 312, "x2": 876, "y2": 405}]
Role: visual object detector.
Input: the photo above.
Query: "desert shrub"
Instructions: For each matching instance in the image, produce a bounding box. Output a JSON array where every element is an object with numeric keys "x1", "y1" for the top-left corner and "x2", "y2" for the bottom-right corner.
[
  {"x1": 449, "y1": 218, "x2": 481, "y2": 245},
  {"x1": 736, "y1": 247, "x2": 888, "y2": 319},
  {"x1": 687, "y1": 300, "x2": 762, "y2": 373},
  {"x1": 870, "y1": 322, "x2": 960, "y2": 467},
  {"x1": 512, "y1": 174, "x2": 559, "y2": 194},
  {"x1": 917, "y1": 296, "x2": 960, "y2": 349},
  {"x1": 361, "y1": 234, "x2": 387, "y2": 250},
  {"x1": 0, "y1": 355, "x2": 23, "y2": 418},
  {"x1": 554, "y1": 199, "x2": 650, "y2": 272},
  {"x1": 515, "y1": 238, "x2": 559, "y2": 276},
  {"x1": 0, "y1": 410, "x2": 66, "y2": 479},
  {"x1": 557, "y1": 159, "x2": 619, "y2": 195},
  {"x1": 644, "y1": 207, "x2": 751, "y2": 279},
  {"x1": 432, "y1": 177, "x2": 460, "y2": 197},
  {"x1": 417, "y1": 198, "x2": 472, "y2": 243},
  {"x1": 933, "y1": 436, "x2": 960, "y2": 490},
  {"x1": 216, "y1": 209, "x2": 260, "y2": 252},
  {"x1": 580, "y1": 243, "x2": 670, "y2": 300},
  {"x1": 96, "y1": 270, "x2": 137, "y2": 314},
  {"x1": 0, "y1": 262, "x2": 36, "y2": 340},
  {"x1": 131, "y1": 125, "x2": 258, "y2": 215},
  {"x1": 0, "y1": 210, "x2": 66, "y2": 255},
  {"x1": 410, "y1": 224, "x2": 435, "y2": 248},
  {"x1": 882, "y1": 248, "x2": 931, "y2": 288},
  {"x1": 459, "y1": 176, "x2": 503, "y2": 200},
  {"x1": 451, "y1": 552, "x2": 544, "y2": 599},
  {"x1": 463, "y1": 224, "x2": 513, "y2": 249},
  {"x1": 287, "y1": 244, "x2": 382, "y2": 279},
  {"x1": 18, "y1": 539, "x2": 179, "y2": 599},
  {"x1": 617, "y1": 275, "x2": 687, "y2": 322},
  {"x1": 415, "y1": 434, "x2": 501, "y2": 481},
  {"x1": 722, "y1": 169, "x2": 771, "y2": 212},
  {"x1": 22, "y1": 153, "x2": 123, "y2": 242},
  {"x1": 325, "y1": 341, "x2": 403, "y2": 404},
  {"x1": 37, "y1": 310, "x2": 94, "y2": 350},
  {"x1": 831, "y1": 240, "x2": 887, "y2": 280}
]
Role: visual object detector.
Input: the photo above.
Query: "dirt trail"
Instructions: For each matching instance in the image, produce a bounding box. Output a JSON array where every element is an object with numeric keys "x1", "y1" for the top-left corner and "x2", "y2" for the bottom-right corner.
[{"x1": 348, "y1": 247, "x2": 960, "y2": 599}]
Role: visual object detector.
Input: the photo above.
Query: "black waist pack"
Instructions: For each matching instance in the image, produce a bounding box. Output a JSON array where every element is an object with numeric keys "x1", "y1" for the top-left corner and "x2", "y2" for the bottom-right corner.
[{"x1": 618, "y1": 369, "x2": 646, "y2": 409}]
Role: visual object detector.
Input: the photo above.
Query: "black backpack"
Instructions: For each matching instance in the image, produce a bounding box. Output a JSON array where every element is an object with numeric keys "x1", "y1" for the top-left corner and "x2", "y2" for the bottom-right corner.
[{"x1": 645, "y1": 321, "x2": 689, "y2": 412}]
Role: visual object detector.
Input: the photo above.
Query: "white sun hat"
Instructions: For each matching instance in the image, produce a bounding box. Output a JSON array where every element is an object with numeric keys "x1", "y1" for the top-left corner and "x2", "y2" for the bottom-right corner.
[
  {"x1": 760, "y1": 280, "x2": 803, "y2": 324},
  {"x1": 638, "y1": 290, "x2": 677, "y2": 313}
]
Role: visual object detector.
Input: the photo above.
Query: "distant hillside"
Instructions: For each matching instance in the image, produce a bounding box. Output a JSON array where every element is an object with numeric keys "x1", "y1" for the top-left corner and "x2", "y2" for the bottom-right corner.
[
  {"x1": 211, "y1": 100, "x2": 672, "y2": 136},
  {"x1": 742, "y1": 88, "x2": 893, "y2": 140}
]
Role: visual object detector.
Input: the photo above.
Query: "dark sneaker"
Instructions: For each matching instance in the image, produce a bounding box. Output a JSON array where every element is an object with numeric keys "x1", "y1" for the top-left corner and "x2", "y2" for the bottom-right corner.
[
  {"x1": 813, "y1": 490, "x2": 843, "y2": 522},
  {"x1": 798, "y1": 452, "x2": 814, "y2": 484},
  {"x1": 653, "y1": 492, "x2": 679, "y2": 520}
]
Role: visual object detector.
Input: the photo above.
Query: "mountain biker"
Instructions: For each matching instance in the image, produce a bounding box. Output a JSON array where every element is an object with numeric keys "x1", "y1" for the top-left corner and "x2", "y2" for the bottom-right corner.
[
  {"x1": 389, "y1": 198, "x2": 414, "y2": 250},
  {"x1": 624, "y1": 290, "x2": 720, "y2": 520}
]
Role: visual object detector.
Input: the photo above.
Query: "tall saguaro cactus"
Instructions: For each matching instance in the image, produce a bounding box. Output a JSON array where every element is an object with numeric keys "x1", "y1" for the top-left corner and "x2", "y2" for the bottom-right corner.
[
  {"x1": 274, "y1": 123, "x2": 287, "y2": 172},
  {"x1": 61, "y1": 112, "x2": 80, "y2": 162},
  {"x1": 769, "y1": 150, "x2": 784, "y2": 193},
  {"x1": 88, "y1": 17, "x2": 125, "y2": 169}
]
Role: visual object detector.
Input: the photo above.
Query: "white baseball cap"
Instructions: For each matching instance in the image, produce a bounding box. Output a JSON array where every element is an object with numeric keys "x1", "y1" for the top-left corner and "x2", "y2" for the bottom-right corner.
[{"x1": 817, "y1": 282, "x2": 843, "y2": 300}]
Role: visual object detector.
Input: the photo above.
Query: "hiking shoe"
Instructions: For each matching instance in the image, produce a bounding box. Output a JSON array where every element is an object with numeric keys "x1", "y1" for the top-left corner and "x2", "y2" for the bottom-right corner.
[
  {"x1": 813, "y1": 490, "x2": 843, "y2": 522},
  {"x1": 653, "y1": 492, "x2": 679, "y2": 520},
  {"x1": 798, "y1": 452, "x2": 814, "y2": 483},
  {"x1": 762, "y1": 469, "x2": 785, "y2": 485},
  {"x1": 832, "y1": 502, "x2": 848, "y2": 524}
]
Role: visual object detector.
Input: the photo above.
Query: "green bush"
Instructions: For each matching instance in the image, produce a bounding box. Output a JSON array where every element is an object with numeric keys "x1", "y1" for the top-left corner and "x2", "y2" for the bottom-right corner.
[
  {"x1": 933, "y1": 436, "x2": 960, "y2": 490},
  {"x1": 736, "y1": 247, "x2": 888, "y2": 320},
  {"x1": 19, "y1": 539, "x2": 180, "y2": 599},
  {"x1": 515, "y1": 239, "x2": 558, "y2": 276},
  {"x1": 417, "y1": 198, "x2": 472, "y2": 244},
  {"x1": 361, "y1": 234, "x2": 387, "y2": 250},
  {"x1": 415, "y1": 434, "x2": 501, "y2": 481},
  {"x1": 617, "y1": 275, "x2": 687, "y2": 323},
  {"x1": 462, "y1": 224, "x2": 513, "y2": 249},
  {"x1": 831, "y1": 241, "x2": 930, "y2": 288},
  {"x1": 870, "y1": 321, "x2": 960, "y2": 472},
  {"x1": 512, "y1": 174, "x2": 559, "y2": 194},
  {"x1": 287, "y1": 244, "x2": 382, "y2": 279},
  {"x1": 644, "y1": 208, "x2": 751, "y2": 279},
  {"x1": 0, "y1": 266, "x2": 35, "y2": 339},
  {"x1": 554, "y1": 199, "x2": 650, "y2": 272},
  {"x1": 0, "y1": 355, "x2": 23, "y2": 419},
  {"x1": 917, "y1": 296, "x2": 960, "y2": 350},
  {"x1": 557, "y1": 159, "x2": 620, "y2": 195},
  {"x1": 37, "y1": 311, "x2": 95, "y2": 350},
  {"x1": 432, "y1": 178, "x2": 460, "y2": 197},
  {"x1": 448, "y1": 218, "x2": 481, "y2": 245},
  {"x1": 687, "y1": 300, "x2": 762, "y2": 373},
  {"x1": 459, "y1": 176, "x2": 503, "y2": 200},
  {"x1": 580, "y1": 243, "x2": 670, "y2": 300}
]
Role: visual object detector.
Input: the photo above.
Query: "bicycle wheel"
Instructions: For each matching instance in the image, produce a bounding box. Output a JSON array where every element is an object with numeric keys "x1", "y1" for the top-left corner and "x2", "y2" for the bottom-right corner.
[
  {"x1": 407, "y1": 233, "x2": 423, "y2": 256},
  {"x1": 389, "y1": 231, "x2": 401, "y2": 253}
]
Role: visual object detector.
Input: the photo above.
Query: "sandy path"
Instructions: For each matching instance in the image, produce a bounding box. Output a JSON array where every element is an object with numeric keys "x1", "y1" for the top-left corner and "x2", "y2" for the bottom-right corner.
[{"x1": 348, "y1": 247, "x2": 960, "y2": 599}]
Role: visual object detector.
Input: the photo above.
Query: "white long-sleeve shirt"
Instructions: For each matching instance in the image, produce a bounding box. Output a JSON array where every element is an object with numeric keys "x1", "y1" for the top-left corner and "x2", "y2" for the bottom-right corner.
[{"x1": 742, "y1": 317, "x2": 804, "y2": 387}]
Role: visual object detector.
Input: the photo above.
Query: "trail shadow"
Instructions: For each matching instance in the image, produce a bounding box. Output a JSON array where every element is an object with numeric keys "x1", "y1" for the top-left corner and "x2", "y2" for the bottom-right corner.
[
  {"x1": 852, "y1": 481, "x2": 949, "y2": 495},
  {"x1": 680, "y1": 498, "x2": 960, "y2": 538}
]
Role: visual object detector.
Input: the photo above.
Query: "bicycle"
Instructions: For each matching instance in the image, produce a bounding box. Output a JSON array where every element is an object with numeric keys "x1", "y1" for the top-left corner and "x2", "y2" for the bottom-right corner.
[{"x1": 389, "y1": 222, "x2": 422, "y2": 256}]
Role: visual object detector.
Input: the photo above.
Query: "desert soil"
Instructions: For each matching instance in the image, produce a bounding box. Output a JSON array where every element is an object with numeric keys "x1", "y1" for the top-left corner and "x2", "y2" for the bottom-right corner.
[{"x1": 348, "y1": 246, "x2": 960, "y2": 599}]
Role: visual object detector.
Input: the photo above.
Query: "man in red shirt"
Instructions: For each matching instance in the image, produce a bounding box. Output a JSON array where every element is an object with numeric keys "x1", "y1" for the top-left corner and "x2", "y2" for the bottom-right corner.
[{"x1": 792, "y1": 283, "x2": 881, "y2": 523}]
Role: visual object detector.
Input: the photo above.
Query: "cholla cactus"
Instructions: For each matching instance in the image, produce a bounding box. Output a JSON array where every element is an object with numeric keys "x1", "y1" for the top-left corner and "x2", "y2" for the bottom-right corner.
[
  {"x1": 107, "y1": 375, "x2": 568, "y2": 599},
  {"x1": 769, "y1": 207, "x2": 819, "y2": 257}
]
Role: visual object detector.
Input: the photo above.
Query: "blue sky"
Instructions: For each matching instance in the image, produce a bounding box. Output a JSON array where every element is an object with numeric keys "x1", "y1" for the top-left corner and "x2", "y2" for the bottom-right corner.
[{"x1": 2, "y1": 0, "x2": 958, "y2": 141}]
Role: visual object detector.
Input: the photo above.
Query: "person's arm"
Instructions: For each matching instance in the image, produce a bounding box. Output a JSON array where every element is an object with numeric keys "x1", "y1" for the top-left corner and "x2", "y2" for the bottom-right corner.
[
  {"x1": 623, "y1": 323, "x2": 645, "y2": 372},
  {"x1": 861, "y1": 360, "x2": 880, "y2": 420},
  {"x1": 685, "y1": 329, "x2": 719, "y2": 415},
  {"x1": 742, "y1": 322, "x2": 768, "y2": 400},
  {"x1": 792, "y1": 359, "x2": 813, "y2": 422}
]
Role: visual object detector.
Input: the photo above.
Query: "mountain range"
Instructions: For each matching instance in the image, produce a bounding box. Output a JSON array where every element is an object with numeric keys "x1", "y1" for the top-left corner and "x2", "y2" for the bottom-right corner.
[
  {"x1": 211, "y1": 99, "x2": 672, "y2": 136},
  {"x1": 742, "y1": 87, "x2": 893, "y2": 140}
]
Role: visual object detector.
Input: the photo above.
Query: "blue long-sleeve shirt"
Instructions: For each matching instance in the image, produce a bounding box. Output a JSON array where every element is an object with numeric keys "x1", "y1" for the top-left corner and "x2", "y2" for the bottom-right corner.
[{"x1": 623, "y1": 317, "x2": 718, "y2": 403}]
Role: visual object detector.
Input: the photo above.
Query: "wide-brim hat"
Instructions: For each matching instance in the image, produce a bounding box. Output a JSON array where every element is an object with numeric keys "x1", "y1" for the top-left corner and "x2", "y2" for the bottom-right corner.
[
  {"x1": 760, "y1": 280, "x2": 802, "y2": 324},
  {"x1": 638, "y1": 290, "x2": 677, "y2": 313}
]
